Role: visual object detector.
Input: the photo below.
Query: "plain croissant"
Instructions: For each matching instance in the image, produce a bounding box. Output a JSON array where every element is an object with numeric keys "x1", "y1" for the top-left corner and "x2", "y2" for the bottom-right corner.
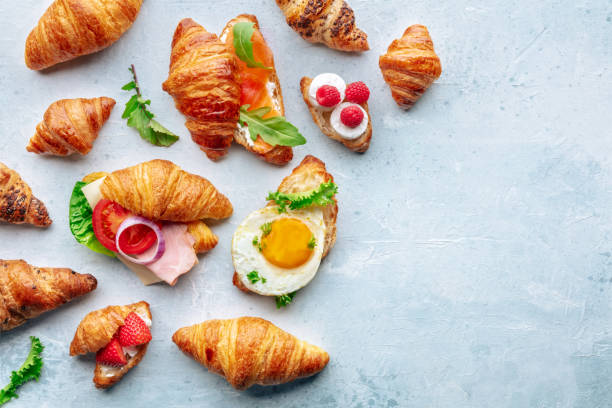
[
  {"x1": 0, "y1": 259, "x2": 97, "y2": 331},
  {"x1": 25, "y1": 0, "x2": 143, "y2": 70},
  {"x1": 0, "y1": 162, "x2": 51, "y2": 227},
  {"x1": 275, "y1": 0, "x2": 369, "y2": 52},
  {"x1": 27, "y1": 97, "x2": 115, "y2": 156},
  {"x1": 379, "y1": 25, "x2": 442, "y2": 109},
  {"x1": 162, "y1": 19, "x2": 241, "y2": 161},
  {"x1": 172, "y1": 317, "x2": 330, "y2": 390},
  {"x1": 99, "y1": 159, "x2": 233, "y2": 222}
]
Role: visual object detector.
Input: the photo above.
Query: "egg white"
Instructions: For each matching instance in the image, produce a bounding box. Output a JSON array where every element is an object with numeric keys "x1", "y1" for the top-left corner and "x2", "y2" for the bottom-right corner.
[{"x1": 232, "y1": 206, "x2": 326, "y2": 296}]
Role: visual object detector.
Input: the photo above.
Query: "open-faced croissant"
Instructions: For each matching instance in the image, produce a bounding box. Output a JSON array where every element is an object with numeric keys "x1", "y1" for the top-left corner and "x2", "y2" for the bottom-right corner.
[
  {"x1": 0, "y1": 162, "x2": 51, "y2": 227},
  {"x1": 275, "y1": 0, "x2": 369, "y2": 52},
  {"x1": 172, "y1": 317, "x2": 330, "y2": 390},
  {"x1": 379, "y1": 25, "x2": 442, "y2": 109},
  {"x1": 27, "y1": 97, "x2": 115, "y2": 156},
  {"x1": 0, "y1": 259, "x2": 97, "y2": 331},
  {"x1": 25, "y1": 0, "x2": 143, "y2": 70},
  {"x1": 162, "y1": 18, "x2": 241, "y2": 161}
]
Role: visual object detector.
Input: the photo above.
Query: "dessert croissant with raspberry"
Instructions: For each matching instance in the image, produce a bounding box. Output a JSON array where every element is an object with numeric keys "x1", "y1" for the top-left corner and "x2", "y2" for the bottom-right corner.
[{"x1": 0, "y1": 162, "x2": 51, "y2": 227}]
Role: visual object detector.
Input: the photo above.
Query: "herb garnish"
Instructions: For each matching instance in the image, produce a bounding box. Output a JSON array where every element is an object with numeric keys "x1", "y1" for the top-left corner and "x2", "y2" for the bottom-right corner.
[
  {"x1": 239, "y1": 105, "x2": 306, "y2": 147},
  {"x1": 267, "y1": 182, "x2": 338, "y2": 213},
  {"x1": 247, "y1": 271, "x2": 267, "y2": 284},
  {"x1": 275, "y1": 292, "x2": 297, "y2": 309},
  {"x1": 260, "y1": 222, "x2": 272, "y2": 236},
  {"x1": 0, "y1": 337, "x2": 44, "y2": 406},
  {"x1": 308, "y1": 236, "x2": 317, "y2": 250},
  {"x1": 232, "y1": 22, "x2": 271, "y2": 70}
]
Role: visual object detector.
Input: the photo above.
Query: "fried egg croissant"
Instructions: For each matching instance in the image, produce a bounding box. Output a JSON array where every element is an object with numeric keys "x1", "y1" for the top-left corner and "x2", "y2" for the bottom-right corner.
[
  {"x1": 0, "y1": 162, "x2": 51, "y2": 227},
  {"x1": 27, "y1": 97, "x2": 116, "y2": 156},
  {"x1": 1, "y1": 259, "x2": 97, "y2": 331},
  {"x1": 173, "y1": 317, "x2": 329, "y2": 390},
  {"x1": 25, "y1": 0, "x2": 143, "y2": 70},
  {"x1": 379, "y1": 25, "x2": 442, "y2": 109}
]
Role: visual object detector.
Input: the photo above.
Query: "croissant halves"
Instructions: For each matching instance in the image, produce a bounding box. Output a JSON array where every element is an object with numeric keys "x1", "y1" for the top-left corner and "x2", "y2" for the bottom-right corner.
[{"x1": 0, "y1": 162, "x2": 51, "y2": 227}]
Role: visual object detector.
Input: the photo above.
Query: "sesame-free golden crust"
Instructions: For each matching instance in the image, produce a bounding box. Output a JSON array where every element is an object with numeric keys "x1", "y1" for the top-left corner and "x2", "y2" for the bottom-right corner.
[{"x1": 0, "y1": 162, "x2": 51, "y2": 227}]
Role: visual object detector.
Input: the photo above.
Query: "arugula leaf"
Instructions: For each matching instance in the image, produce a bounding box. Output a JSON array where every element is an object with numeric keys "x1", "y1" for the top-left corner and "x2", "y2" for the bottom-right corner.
[
  {"x1": 239, "y1": 105, "x2": 306, "y2": 147},
  {"x1": 69, "y1": 181, "x2": 115, "y2": 258},
  {"x1": 267, "y1": 182, "x2": 338, "y2": 213},
  {"x1": 308, "y1": 235, "x2": 317, "y2": 250},
  {"x1": 122, "y1": 65, "x2": 179, "y2": 147},
  {"x1": 232, "y1": 22, "x2": 271, "y2": 70},
  {"x1": 275, "y1": 292, "x2": 296, "y2": 309},
  {"x1": 247, "y1": 271, "x2": 267, "y2": 284},
  {"x1": 0, "y1": 337, "x2": 44, "y2": 406}
]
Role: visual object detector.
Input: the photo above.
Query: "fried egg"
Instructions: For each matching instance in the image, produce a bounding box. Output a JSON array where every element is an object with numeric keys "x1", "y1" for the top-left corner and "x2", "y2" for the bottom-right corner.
[{"x1": 232, "y1": 206, "x2": 326, "y2": 296}]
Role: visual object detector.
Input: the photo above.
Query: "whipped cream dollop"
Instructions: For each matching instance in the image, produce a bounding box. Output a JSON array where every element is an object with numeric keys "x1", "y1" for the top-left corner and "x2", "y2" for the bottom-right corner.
[
  {"x1": 308, "y1": 73, "x2": 346, "y2": 111},
  {"x1": 330, "y1": 103, "x2": 368, "y2": 140}
]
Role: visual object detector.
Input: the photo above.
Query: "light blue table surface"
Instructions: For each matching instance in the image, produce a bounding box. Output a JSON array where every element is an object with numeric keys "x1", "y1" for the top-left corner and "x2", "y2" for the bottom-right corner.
[{"x1": 1, "y1": 0, "x2": 611, "y2": 407}]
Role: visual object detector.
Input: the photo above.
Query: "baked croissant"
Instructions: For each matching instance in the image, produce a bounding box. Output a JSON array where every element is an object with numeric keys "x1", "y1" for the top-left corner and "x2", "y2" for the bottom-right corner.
[
  {"x1": 162, "y1": 19, "x2": 241, "y2": 161},
  {"x1": 27, "y1": 97, "x2": 116, "y2": 156},
  {"x1": 0, "y1": 259, "x2": 97, "y2": 331},
  {"x1": 275, "y1": 0, "x2": 369, "y2": 52},
  {"x1": 0, "y1": 162, "x2": 51, "y2": 227},
  {"x1": 379, "y1": 25, "x2": 442, "y2": 109},
  {"x1": 70, "y1": 301, "x2": 151, "y2": 388},
  {"x1": 172, "y1": 317, "x2": 330, "y2": 390},
  {"x1": 25, "y1": 0, "x2": 143, "y2": 70},
  {"x1": 187, "y1": 221, "x2": 219, "y2": 253},
  {"x1": 99, "y1": 159, "x2": 233, "y2": 222}
]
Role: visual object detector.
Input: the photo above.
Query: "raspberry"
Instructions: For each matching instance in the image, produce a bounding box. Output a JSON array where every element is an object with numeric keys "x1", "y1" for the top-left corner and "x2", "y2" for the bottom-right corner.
[
  {"x1": 340, "y1": 105, "x2": 364, "y2": 128},
  {"x1": 345, "y1": 81, "x2": 370, "y2": 104},
  {"x1": 316, "y1": 85, "x2": 341, "y2": 107}
]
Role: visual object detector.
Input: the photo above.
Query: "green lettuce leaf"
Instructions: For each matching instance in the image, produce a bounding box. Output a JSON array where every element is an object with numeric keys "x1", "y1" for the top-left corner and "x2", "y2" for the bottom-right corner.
[
  {"x1": 232, "y1": 22, "x2": 271, "y2": 69},
  {"x1": 239, "y1": 105, "x2": 306, "y2": 147},
  {"x1": 0, "y1": 336, "x2": 44, "y2": 406},
  {"x1": 266, "y1": 182, "x2": 338, "y2": 213}
]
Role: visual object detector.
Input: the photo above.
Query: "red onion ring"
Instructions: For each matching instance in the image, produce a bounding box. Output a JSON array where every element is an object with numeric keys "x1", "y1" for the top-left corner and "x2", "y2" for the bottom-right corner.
[{"x1": 115, "y1": 216, "x2": 165, "y2": 265}]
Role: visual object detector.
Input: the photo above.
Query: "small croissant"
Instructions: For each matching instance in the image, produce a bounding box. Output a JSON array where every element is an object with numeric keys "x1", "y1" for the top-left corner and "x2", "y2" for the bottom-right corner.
[
  {"x1": 379, "y1": 25, "x2": 442, "y2": 109},
  {"x1": 25, "y1": 0, "x2": 143, "y2": 70},
  {"x1": 172, "y1": 317, "x2": 330, "y2": 390},
  {"x1": 275, "y1": 0, "x2": 369, "y2": 52},
  {"x1": 0, "y1": 162, "x2": 51, "y2": 227},
  {"x1": 27, "y1": 97, "x2": 115, "y2": 156},
  {"x1": 0, "y1": 259, "x2": 97, "y2": 331}
]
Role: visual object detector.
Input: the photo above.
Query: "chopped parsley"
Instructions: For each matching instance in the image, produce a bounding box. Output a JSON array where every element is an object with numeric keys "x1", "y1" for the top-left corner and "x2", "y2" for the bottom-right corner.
[
  {"x1": 308, "y1": 235, "x2": 317, "y2": 250},
  {"x1": 260, "y1": 222, "x2": 272, "y2": 236},
  {"x1": 275, "y1": 292, "x2": 296, "y2": 308},
  {"x1": 247, "y1": 271, "x2": 266, "y2": 284},
  {"x1": 252, "y1": 236, "x2": 263, "y2": 252}
]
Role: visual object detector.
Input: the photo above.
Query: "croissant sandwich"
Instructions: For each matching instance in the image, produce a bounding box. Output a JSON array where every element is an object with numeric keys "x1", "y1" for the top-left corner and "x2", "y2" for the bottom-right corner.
[
  {"x1": 231, "y1": 155, "x2": 338, "y2": 307},
  {"x1": 0, "y1": 259, "x2": 97, "y2": 331},
  {"x1": 274, "y1": 0, "x2": 369, "y2": 52},
  {"x1": 70, "y1": 301, "x2": 152, "y2": 389},
  {"x1": 162, "y1": 16, "x2": 304, "y2": 164},
  {"x1": 173, "y1": 317, "x2": 329, "y2": 390},
  {"x1": 0, "y1": 162, "x2": 52, "y2": 227},
  {"x1": 25, "y1": 0, "x2": 143, "y2": 70},
  {"x1": 68, "y1": 160, "x2": 232, "y2": 286},
  {"x1": 27, "y1": 97, "x2": 115, "y2": 156},
  {"x1": 379, "y1": 25, "x2": 442, "y2": 109}
]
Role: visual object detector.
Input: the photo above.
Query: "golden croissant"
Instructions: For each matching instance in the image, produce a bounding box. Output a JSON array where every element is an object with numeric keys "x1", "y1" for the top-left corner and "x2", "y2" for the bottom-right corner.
[
  {"x1": 27, "y1": 97, "x2": 116, "y2": 156},
  {"x1": 379, "y1": 25, "x2": 442, "y2": 109},
  {"x1": 172, "y1": 317, "x2": 330, "y2": 389},
  {"x1": 162, "y1": 18, "x2": 241, "y2": 161},
  {"x1": 0, "y1": 162, "x2": 51, "y2": 227},
  {"x1": 275, "y1": 0, "x2": 369, "y2": 52},
  {"x1": 70, "y1": 301, "x2": 151, "y2": 388},
  {"x1": 25, "y1": 0, "x2": 143, "y2": 70},
  {"x1": 0, "y1": 259, "x2": 97, "y2": 331}
]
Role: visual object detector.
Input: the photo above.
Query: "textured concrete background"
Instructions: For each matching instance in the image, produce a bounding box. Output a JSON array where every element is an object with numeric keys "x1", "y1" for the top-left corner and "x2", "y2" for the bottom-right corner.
[{"x1": 1, "y1": 0, "x2": 611, "y2": 407}]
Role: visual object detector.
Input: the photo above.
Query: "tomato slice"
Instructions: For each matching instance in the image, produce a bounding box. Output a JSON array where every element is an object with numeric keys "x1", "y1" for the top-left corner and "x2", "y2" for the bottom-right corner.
[
  {"x1": 92, "y1": 199, "x2": 131, "y2": 252},
  {"x1": 118, "y1": 224, "x2": 159, "y2": 255}
]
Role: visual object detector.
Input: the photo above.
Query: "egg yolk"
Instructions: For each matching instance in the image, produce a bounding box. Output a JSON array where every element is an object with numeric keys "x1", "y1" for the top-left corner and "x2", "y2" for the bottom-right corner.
[{"x1": 261, "y1": 218, "x2": 314, "y2": 269}]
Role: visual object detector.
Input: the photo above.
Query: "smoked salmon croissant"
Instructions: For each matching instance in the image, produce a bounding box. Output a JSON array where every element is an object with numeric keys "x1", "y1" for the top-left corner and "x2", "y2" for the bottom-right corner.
[
  {"x1": 25, "y1": 0, "x2": 143, "y2": 70},
  {"x1": 0, "y1": 259, "x2": 97, "y2": 331},
  {"x1": 70, "y1": 301, "x2": 152, "y2": 389},
  {"x1": 275, "y1": 0, "x2": 369, "y2": 52},
  {"x1": 172, "y1": 317, "x2": 329, "y2": 390},
  {"x1": 0, "y1": 162, "x2": 51, "y2": 227},
  {"x1": 162, "y1": 18, "x2": 241, "y2": 161},
  {"x1": 27, "y1": 97, "x2": 116, "y2": 156},
  {"x1": 379, "y1": 25, "x2": 442, "y2": 109}
]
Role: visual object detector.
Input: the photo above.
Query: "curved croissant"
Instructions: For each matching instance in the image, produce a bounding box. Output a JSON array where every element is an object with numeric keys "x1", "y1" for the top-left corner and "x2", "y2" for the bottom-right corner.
[
  {"x1": 172, "y1": 317, "x2": 330, "y2": 390},
  {"x1": 0, "y1": 259, "x2": 97, "y2": 331},
  {"x1": 25, "y1": 0, "x2": 143, "y2": 70},
  {"x1": 162, "y1": 19, "x2": 241, "y2": 161},
  {"x1": 275, "y1": 0, "x2": 369, "y2": 52},
  {"x1": 0, "y1": 162, "x2": 51, "y2": 227},
  {"x1": 27, "y1": 97, "x2": 115, "y2": 156},
  {"x1": 100, "y1": 159, "x2": 233, "y2": 222},
  {"x1": 379, "y1": 25, "x2": 442, "y2": 109}
]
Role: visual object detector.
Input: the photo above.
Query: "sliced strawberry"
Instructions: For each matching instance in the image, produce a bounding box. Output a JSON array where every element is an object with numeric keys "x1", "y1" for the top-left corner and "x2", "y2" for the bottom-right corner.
[
  {"x1": 118, "y1": 312, "x2": 152, "y2": 347},
  {"x1": 96, "y1": 337, "x2": 127, "y2": 367}
]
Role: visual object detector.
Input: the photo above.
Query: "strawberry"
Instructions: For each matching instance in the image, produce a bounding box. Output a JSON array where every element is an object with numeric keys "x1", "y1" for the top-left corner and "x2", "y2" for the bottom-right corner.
[
  {"x1": 118, "y1": 312, "x2": 152, "y2": 347},
  {"x1": 316, "y1": 85, "x2": 341, "y2": 107},
  {"x1": 340, "y1": 105, "x2": 364, "y2": 128},
  {"x1": 345, "y1": 81, "x2": 370, "y2": 104},
  {"x1": 96, "y1": 337, "x2": 127, "y2": 367}
]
